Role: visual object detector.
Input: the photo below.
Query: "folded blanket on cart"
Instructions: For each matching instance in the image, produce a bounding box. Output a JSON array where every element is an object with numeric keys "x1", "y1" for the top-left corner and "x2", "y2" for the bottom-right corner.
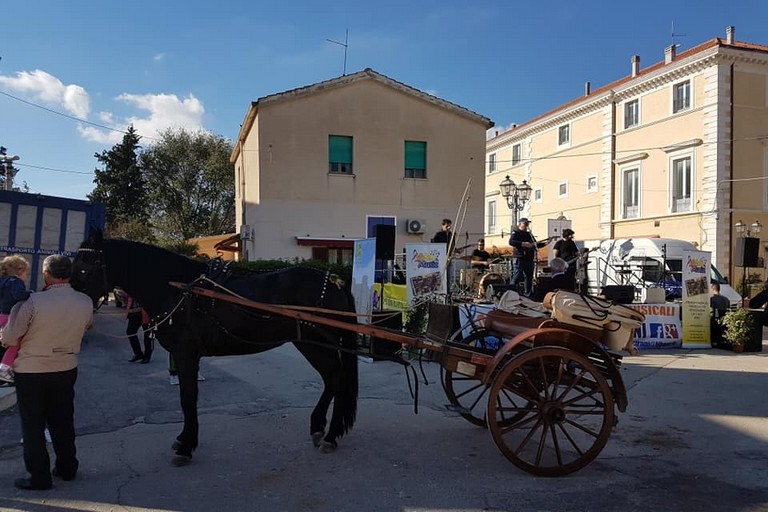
[{"x1": 543, "y1": 291, "x2": 645, "y2": 354}]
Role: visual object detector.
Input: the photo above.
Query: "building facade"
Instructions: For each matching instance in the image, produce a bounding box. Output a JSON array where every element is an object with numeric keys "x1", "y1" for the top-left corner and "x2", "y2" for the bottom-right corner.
[
  {"x1": 232, "y1": 68, "x2": 492, "y2": 263},
  {"x1": 486, "y1": 27, "x2": 768, "y2": 284}
]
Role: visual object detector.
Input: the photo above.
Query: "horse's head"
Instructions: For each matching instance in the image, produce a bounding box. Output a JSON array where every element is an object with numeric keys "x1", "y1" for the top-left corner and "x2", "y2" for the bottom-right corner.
[{"x1": 71, "y1": 227, "x2": 111, "y2": 307}]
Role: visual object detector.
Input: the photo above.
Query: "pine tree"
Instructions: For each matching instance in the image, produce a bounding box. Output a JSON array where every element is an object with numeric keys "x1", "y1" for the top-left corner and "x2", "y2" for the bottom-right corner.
[{"x1": 88, "y1": 126, "x2": 148, "y2": 232}]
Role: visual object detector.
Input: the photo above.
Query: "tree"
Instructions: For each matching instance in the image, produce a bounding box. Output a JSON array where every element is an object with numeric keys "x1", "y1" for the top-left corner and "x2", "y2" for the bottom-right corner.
[
  {"x1": 89, "y1": 126, "x2": 147, "y2": 229},
  {"x1": 140, "y1": 128, "x2": 235, "y2": 242}
]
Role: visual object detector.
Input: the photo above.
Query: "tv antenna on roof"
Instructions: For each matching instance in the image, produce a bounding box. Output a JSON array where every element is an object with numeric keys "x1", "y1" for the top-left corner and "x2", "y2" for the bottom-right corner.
[
  {"x1": 326, "y1": 29, "x2": 349, "y2": 76},
  {"x1": 671, "y1": 21, "x2": 687, "y2": 48}
]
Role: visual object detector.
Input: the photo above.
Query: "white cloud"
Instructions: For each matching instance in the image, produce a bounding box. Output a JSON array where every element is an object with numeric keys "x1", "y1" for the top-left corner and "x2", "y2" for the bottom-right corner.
[
  {"x1": 79, "y1": 93, "x2": 206, "y2": 144},
  {"x1": 0, "y1": 69, "x2": 90, "y2": 118},
  {"x1": 153, "y1": 53, "x2": 167, "y2": 62}
]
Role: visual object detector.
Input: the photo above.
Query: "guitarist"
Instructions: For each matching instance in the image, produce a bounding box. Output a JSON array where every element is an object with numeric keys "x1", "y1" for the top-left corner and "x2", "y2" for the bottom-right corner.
[
  {"x1": 551, "y1": 228, "x2": 579, "y2": 279},
  {"x1": 509, "y1": 218, "x2": 549, "y2": 297}
]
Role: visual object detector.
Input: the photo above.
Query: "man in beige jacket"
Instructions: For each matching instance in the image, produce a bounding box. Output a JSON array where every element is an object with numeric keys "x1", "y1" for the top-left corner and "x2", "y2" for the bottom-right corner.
[{"x1": 0, "y1": 254, "x2": 93, "y2": 491}]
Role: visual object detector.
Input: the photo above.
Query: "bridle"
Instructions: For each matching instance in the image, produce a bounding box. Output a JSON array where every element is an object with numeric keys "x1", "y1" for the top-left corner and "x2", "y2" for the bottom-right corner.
[{"x1": 75, "y1": 247, "x2": 111, "y2": 311}]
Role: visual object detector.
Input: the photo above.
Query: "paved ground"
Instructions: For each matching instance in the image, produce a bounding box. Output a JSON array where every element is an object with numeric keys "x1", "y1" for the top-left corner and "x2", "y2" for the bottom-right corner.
[{"x1": 0, "y1": 304, "x2": 767, "y2": 511}]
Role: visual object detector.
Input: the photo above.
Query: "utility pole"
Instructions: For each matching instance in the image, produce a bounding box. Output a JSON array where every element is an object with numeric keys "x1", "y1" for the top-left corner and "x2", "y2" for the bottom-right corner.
[{"x1": 0, "y1": 146, "x2": 20, "y2": 191}]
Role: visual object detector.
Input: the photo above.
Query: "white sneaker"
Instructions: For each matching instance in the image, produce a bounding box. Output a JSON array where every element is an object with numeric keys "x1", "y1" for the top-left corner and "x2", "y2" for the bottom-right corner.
[
  {"x1": 169, "y1": 375, "x2": 179, "y2": 386},
  {"x1": 0, "y1": 366, "x2": 14, "y2": 383}
]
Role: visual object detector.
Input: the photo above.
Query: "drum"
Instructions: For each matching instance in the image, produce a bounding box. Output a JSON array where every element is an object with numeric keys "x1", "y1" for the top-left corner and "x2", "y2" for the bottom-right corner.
[
  {"x1": 489, "y1": 263, "x2": 510, "y2": 278},
  {"x1": 478, "y1": 272, "x2": 506, "y2": 298},
  {"x1": 460, "y1": 268, "x2": 481, "y2": 289}
]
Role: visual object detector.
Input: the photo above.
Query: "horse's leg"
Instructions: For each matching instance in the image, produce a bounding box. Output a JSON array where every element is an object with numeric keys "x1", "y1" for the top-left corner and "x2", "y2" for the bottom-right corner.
[
  {"x1": 171, "y1": 350, "x2": 200, "y2": 466},
  {"x1": 311, "y1": 387, "x2": 334, "y2": 447}
]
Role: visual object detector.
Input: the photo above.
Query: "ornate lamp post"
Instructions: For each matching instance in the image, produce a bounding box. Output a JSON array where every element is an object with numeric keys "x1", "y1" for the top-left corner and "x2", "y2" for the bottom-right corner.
[
  {"x1": 0, "y1": 146, "x2": 20, "y2": 191},
  {"x1": 499, "y1": 175, "x2": 532, "y2": 226}
]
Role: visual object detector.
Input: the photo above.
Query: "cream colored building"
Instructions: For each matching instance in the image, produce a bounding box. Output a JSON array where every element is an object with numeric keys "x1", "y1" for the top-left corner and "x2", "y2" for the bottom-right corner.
[
  {"x1": 232, "y1": 68, "x2": 492, "y2": 263},
  {"x1": 486, "y1": 26, "x2": 768, "y2": 284}
]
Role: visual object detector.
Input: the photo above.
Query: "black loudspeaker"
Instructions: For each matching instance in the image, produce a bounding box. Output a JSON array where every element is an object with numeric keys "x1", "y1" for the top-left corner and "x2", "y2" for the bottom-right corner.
[
  {"x1": 601, "y1": 285, "x2": 636, "y2": 304},
  {"x1": 375, "y1": 224, "x2": 396, "y2": 260},
  {"x1": 735, "y1": 237, "x2": 760, "y2": 267}
]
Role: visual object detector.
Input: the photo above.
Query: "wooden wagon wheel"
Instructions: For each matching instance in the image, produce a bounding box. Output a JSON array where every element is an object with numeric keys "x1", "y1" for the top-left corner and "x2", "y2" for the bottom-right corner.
[
  {"x1": 486, "y1": 346, "x2": 615, "y2": 476},
  {"x1": 441, "y1": 329, "x2": 528, "y2": 428}
]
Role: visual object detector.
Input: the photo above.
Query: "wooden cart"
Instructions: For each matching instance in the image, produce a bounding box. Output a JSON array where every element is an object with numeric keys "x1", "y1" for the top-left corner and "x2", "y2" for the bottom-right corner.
[{"x1": 176, "y1": 284, "x2": 627, "y2": 477}]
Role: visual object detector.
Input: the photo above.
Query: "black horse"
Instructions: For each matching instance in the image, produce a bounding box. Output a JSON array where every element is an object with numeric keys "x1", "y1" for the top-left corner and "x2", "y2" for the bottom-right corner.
[{"x1": 71, "y1": 230, "x2": 358, "y2": 465}]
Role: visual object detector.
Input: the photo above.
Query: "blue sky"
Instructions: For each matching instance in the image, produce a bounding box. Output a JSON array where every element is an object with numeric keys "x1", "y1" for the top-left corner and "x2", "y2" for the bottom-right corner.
[{"x1": 0, "y1": 0, "x2": 763, "y2": 200}]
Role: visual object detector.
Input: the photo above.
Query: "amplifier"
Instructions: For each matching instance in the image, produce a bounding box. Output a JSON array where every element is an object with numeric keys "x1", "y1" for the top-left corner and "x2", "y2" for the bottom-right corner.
[{"x1": 601, "y1": 285, "x2": 636, "y2": 304}]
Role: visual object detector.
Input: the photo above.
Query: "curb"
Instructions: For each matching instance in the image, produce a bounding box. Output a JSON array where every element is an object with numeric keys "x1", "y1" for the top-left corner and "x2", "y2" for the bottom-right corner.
[{"x1": 0, "y1": 386, "x2": 16, "y2": 412}]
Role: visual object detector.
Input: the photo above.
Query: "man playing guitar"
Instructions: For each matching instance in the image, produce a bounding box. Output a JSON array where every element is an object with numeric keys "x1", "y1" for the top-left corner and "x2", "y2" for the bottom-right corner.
[{"x1": 509, "y1": 218, "x2": 551, "y2": 297}]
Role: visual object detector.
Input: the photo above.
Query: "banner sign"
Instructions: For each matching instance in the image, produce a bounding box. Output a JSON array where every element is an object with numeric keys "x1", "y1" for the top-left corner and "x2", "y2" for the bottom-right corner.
[
  {"x1": 405, "y1": 243, "x2": 446, "y2": 306},
  {"x1": 681, "y1": 250, "x2": 712, "y2": 348},
  {"x1": 627, "y1": 303, "x2": 682, "y2": 349},
  {"x1": 351, "y1": 239, "x2": 376, "y2": 324},
  {"x1": 373, "y1": 283, "x2": 408, "y2": 312}
]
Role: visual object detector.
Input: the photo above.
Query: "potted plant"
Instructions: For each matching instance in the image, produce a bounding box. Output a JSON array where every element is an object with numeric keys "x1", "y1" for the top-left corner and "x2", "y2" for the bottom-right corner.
[{"x1": 719, "y1": 308, "x2": 756, "y2": 352}]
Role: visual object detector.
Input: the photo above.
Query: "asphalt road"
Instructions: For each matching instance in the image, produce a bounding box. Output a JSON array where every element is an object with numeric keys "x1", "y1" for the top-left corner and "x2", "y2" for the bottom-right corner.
[{"x1": 0, "y1": 303, "x2": 767, "y2": 512}]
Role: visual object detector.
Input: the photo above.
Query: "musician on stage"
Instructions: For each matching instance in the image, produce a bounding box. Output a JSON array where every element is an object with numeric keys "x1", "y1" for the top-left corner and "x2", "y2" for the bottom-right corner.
[
  {"x1": 551, "y1": 228, "x2": 578, "y2": 279},
  {"x1": 431, "y1": 219, "x2": 453, "y2": 246},
  {"x1": 508, "y1": 218, "x2": 548, "y2": 297},
  {"x1": 470, "y1": 239, "x2": 491, "y2": 269}
]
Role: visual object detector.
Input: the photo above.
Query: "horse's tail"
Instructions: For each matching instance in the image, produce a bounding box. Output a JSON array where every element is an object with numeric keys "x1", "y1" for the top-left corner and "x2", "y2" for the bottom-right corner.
[{"x1": 339, "y1": 291, "x2": 359, "y2": 434}]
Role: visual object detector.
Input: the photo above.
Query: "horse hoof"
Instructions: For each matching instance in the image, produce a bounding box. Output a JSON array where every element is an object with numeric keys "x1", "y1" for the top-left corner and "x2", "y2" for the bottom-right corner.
[
  {"x1": 311, "y1": 432, "x2": 324, "y2": 447},
  {"x1": 171, "y1": 454, "x2": 192, "y2": 467},
  {"x1": 172, "y1": 440, "x2": 182, "y2": 451},
  {"x1": 319, "y1": 441, "x2": 337, "y2": 454}
]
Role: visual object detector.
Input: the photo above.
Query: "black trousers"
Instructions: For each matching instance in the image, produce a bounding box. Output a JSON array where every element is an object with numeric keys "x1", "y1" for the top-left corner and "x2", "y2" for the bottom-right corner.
[
  {"x1": 127, "y1": 314, "x2": 153, "y2": 358},
  {"x1": 15, "y1": 368, "x2": 79, "y2": 486}
]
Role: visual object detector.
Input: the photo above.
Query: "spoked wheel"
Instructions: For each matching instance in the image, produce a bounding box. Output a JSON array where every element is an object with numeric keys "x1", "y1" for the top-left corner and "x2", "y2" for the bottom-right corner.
[
  {"x1": 486, "y1": 346, "x2": 615, "y2": 476},
  {"x1": 441, "y1": 330, "x2": 527, "y2": 427}
]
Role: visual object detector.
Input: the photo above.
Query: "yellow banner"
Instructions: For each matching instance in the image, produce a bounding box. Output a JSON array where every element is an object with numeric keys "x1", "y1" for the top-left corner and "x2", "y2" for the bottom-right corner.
[{"x1": 681, "y1": 250, "x2": 711, "y2": 348}]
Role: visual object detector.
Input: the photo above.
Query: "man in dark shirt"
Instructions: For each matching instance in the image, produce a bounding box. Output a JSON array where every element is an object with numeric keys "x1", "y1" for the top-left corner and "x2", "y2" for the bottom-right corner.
[
  {"x1": 509, "y1": 218, "x2": 548, "y2": 297},
  {"x1": 470, "y1": 239, "x2": 490, "y2": 269},
  {"x1": 431, "y1": 219, "x2": 452, "y2": 246}
]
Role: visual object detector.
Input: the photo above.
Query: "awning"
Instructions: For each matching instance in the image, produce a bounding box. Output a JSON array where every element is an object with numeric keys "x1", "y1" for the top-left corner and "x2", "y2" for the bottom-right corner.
[{"x1": 295, "y1": 237, "x2": 356, "y2": 249}]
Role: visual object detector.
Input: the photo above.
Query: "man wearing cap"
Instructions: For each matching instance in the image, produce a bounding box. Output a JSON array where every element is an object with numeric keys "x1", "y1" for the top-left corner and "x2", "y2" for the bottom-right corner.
[{"x1": 509, "y1": 218, "x2": 547, "y2": 297}]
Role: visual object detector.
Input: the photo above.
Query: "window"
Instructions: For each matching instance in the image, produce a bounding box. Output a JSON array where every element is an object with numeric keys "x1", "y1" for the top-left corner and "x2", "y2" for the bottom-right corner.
[
  {"x1": 487, "y1": 200, "x2": 497, "y2": 234},
  {"x1": 586, "y1": 175, "x2": 598, "y2": 193},
  {"x1": 671, "y1": 156, "x2": 692, "y2": 212},
  {"x1": 673, "y1": 81, "x2": 690, "y2": 113},
  {"x1": 624, "y1": 99, "x2": 639, "y2": 128},
  {"x1": 329, "y1": 135, "x2": 353, "y2": 174},
  {"x1": 558, "y1": 181, "x2": 568, "y2": 198},
  {"x1": 533, "y1": 188, "x2": 543, "y2": 203},
  {"x1": 622, "y1": 168, "x2": 639, "y2": 218},
  {"x1": 512, "y1": 144, "x2": 521, "y2": 166},
  {"x1": 404, "y1": 140, "x2": 427, "y2": 178},
  {"x1": 488, "y1": 153, "x2": 496, "y2": 173},
  {"x1": 558, "y1": 124, "x2": 570, "y2": 146}
]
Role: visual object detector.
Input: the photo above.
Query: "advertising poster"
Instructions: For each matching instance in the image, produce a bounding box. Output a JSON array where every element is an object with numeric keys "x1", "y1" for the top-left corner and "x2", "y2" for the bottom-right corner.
[
  {"x1": 405, "y1": 243, "x2": 446, "y2": 306},
  {"x1": 373, "y1": 283, "x2": 408, "y2": 312},
  {"x1": 351, "y1": 239, "x2": 376, "y2": 324},
  {"x1": 627, "y1": 303, "x2": 682, "y2": 349},
  {"x1": 682, "y1": 250, "x2": 712, "y2": 348}
]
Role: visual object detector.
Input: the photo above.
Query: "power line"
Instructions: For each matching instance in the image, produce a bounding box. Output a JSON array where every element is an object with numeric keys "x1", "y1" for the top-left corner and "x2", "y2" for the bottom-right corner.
[{"x1": 0, "y1": 89, "x2": 159, "y2": 141}]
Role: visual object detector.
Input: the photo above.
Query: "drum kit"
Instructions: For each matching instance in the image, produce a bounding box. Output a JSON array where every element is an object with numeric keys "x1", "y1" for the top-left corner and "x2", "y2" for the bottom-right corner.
[{"x1": 452, "y1": 255, "x2": 513, "y2": 301}]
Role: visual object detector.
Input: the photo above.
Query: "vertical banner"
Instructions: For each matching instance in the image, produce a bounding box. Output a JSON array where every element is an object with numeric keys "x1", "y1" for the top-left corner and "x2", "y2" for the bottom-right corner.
[
  {"x1": 681, "y1": 250, "x2": 712, "y2": 348},
  {"x1": 352, "y1": 239, "x2": 376, "y2": 324},
  {"x1": 405, "y1": 243, "x2": 446, "y2": 306}
]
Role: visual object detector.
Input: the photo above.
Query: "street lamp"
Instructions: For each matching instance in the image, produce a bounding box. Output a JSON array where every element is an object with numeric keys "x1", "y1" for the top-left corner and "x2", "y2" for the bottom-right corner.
[
  {"x1": 499, "y1": 175, "x2": 532, "y2": 226},
  {"x1": 0, "y1": 146, "x2": 20, "y2": 191},
  {"x1": 734, "y1": 219, "x2": 762, "y2": 300}
]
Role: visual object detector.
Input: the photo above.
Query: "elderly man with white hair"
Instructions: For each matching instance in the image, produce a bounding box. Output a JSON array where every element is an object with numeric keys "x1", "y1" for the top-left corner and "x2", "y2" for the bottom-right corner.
[{"x1": 532, "y1": 257, "x2": 576, "y2": 302}]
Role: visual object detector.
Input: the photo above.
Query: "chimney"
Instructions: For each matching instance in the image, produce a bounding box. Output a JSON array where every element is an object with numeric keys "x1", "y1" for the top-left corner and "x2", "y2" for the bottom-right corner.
[
  {"x1": 726, "y1": 25, "x2": 735, "y2": 44},
  {"x1": 631, "y1": 55, "x2": 640, "y2": 77},
  {"x1": 665, "y1": 44, "x2": 676, "y2": 64},
  {"x1": 584, "y1": 82, "x2": 591, "y2": 96}
]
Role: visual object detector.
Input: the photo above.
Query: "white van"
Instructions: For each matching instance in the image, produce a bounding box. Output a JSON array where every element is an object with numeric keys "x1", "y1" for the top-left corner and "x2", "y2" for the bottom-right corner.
[{"x1": 581, "y1": 238, "x2": 740, "y2": 308}]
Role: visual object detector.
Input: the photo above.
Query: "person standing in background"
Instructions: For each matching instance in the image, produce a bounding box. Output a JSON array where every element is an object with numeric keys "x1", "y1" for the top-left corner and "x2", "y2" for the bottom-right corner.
[
  {"x1": 509, "y1": 218, "x2": 547, "y2": 297},
  {"x1": 431, "y1": 219, "x2": 453, "y2": 246},
  {"x1": 0, "y1": 255, "x2": 31, "y2": 383}
]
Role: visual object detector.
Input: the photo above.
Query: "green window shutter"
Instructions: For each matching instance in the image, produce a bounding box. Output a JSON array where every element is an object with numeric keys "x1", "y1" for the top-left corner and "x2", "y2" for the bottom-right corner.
[
  {"x1": 329, "y1": 135, "x2": 353, "y2": 164},
  {"x1": 405, "y1": 141, "x2": 427, "y2": 178}
]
